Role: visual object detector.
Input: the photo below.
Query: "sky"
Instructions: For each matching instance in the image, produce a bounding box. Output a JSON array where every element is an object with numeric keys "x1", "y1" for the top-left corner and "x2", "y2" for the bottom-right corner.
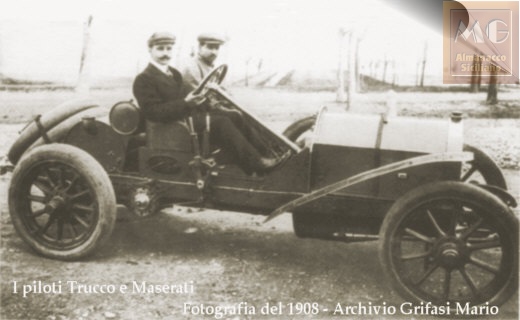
[{"x1": 0, "y1": 0, "x2": 445, "y2": 84}]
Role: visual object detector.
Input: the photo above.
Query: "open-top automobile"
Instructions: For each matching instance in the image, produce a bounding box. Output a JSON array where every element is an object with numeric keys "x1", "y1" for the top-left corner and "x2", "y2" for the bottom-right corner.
[{"x1": 2, "y1": 65, "x2": 517, "y2": 308}]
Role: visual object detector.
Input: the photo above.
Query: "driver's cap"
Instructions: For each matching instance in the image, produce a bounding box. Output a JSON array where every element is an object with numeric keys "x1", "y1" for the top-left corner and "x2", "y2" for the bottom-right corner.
[
  {"x1": 197, "y1": 33, "x2": 226, "y2": 45},
  {"x1": 148, "y1": 32, "x2": 176, "y2": 47}
]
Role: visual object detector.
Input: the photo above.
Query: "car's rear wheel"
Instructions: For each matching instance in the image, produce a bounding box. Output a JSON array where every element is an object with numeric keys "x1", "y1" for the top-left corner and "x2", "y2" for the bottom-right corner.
[
  {"x1": 9, "y1": 143, "x2": 116, "y2": 260},
  {"x1": 379, "y1": 181, "x2": 518, "y2": 307}
]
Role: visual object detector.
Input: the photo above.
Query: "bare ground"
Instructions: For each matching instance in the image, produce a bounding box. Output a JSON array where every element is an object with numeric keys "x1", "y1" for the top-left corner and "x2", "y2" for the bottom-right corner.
[{"x1": 0, "y1": 87, "x2": 519, "y2": 320}]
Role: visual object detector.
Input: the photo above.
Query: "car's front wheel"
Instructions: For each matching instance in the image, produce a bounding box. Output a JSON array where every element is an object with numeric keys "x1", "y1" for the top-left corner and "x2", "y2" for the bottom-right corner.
[
  {"x1": 9, "y1": 143, "x2": 117, "y2": 260},
  {"x1": 379, "y1": 181, "x2": 518, "y2": 307}
]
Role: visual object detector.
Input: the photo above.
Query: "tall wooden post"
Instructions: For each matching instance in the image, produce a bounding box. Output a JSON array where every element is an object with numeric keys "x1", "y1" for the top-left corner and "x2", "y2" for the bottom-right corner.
[
  {"x1": 0, "y1": 24, "x2": 4, "y2": 83},
  {"x1": 415, "y1": 61, "x2": 420, "y2": 86},
  {"x1": 391, "y1": 60, "x2": 397, "y2": 87},
  {"x1": 347, "y1": 32, "x2": 356, "y2": 110},
  {"x1": 245, "y1": 57, "x2": 251, "y2": 87},
  {"x1": 419, "y1": 41, "x2": 428, "y2": 87},
  {"x1": 355, "y1": 37, "x2": 361, "y2": 92},
  {"x1": 257, "y1": 58, "x2": 263, "y2": 73},
  {"x1": 382, "y1": 57, "x2": 388, "y2": 83},
  {"x1": 76, "y1": 15, "x2": 93, "y2": 95},
  {"x1": 336, "y1": 28, "x2": 347, "y2": 103}
]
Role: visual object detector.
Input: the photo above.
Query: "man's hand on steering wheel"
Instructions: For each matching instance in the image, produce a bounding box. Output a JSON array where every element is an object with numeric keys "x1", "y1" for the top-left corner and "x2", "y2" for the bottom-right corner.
[
  {"x1": 184, "y1": 91, "x2": 206, "y2": 106},
  {"x1": 192, "y1": 64, "x2": 228, "y2": 95}
]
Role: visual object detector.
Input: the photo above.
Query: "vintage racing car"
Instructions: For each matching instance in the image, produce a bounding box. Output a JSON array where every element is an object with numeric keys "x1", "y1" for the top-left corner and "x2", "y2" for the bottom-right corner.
[{"x1": 2, "y1": 65, "x2": 518, "y2": 308}]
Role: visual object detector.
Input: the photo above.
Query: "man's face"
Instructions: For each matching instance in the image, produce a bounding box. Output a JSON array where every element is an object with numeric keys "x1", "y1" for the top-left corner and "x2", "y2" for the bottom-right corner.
[
  {"x1": 199, "y1": 43, "x2": 220, "y2": 65},
  {"x1": 149, "y1": 44, "x2": 173, "y2": 65}
]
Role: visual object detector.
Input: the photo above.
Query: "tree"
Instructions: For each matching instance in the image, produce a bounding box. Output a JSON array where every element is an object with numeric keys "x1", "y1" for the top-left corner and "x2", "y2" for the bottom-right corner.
[
  {"x1": 469, "y1": 54, "x2": 481, "y2": 93},
  {"x1": 486, "y1": 67, "x2": 498, "y2": 105}
]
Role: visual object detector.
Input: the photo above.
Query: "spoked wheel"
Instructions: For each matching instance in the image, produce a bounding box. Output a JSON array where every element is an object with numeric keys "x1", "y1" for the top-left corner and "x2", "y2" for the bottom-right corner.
[
  {"x1": 461, "y1": 144, "x2": 507, "y2": 189},
  {"x1": 379, "y1": 182, "x2": 518, "y2": 307},
  {"x1": 9, "y1": 144, "x2": 116, "y2": 260}
]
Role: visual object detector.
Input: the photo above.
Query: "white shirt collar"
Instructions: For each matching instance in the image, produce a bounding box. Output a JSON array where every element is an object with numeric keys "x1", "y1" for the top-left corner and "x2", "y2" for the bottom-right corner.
[{"x1": 150, "y1": 60, "x2": 170, "y2": 75}]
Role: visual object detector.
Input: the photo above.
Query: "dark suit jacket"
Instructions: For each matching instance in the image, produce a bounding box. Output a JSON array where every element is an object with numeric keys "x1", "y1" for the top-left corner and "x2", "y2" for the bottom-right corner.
[{"x1": 133, "y1": 63, "x2": 193, "y2": 123}]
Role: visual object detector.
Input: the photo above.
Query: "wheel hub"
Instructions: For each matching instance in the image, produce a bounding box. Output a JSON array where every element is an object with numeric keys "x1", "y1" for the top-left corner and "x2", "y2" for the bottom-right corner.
[
  {"x1": 48, "y1": 195, "x2": 66, "y2": 211},
  {"x1": 128, "y1": 186, "x2": 158, "y2": 217},
  {"x1": 435, "y1": 240, "x2": 467, "y2": 269},
  {"x1": 134, "y1": 189, "x2": 151, "y2": 210}
]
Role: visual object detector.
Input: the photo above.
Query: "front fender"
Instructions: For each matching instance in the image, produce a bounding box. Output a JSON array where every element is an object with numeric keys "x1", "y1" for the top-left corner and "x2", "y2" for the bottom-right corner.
[
  {"x1": 478, "y1": 184, "x2": 517, "y2": 208},
  {"x1": 26, "y1": 106, "x2": 107, "y2": 152},
  {"x1": 7, "y1": 99, "x2": 100, "y2": 164}
]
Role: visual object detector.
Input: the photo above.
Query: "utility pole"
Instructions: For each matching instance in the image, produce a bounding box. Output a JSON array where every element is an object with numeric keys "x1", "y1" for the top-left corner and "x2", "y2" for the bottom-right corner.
[{"x1": 76, "y1": 15, "x2": 93, "y2": 95}]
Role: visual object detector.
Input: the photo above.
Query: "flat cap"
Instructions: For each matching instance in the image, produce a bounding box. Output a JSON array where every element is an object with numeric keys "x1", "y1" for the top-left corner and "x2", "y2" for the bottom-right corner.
[
  {"x1": 148, "y1": 32, "x2": 176, "y2": 47},
  {"x1": 197, "y1": 33, "x2": 226, "y2": 45}
]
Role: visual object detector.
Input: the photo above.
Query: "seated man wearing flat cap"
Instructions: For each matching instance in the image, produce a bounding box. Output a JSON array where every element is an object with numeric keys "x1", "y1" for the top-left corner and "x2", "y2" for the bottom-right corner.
[
  {"x1": 133, "y1": 32, "x2": 282, "y2": 173},
  {"x1": 182, "y1": 33, "x2": 273, "y2": 159},
  {"x1": 183, "y1": 33, "x2": 227, "y2": 90}
]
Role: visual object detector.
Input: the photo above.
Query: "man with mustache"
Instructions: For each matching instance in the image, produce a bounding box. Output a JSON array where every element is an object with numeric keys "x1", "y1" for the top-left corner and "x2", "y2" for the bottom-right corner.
[{"x1": 133, "y1": 32, "x2": 283, "y2": 173}]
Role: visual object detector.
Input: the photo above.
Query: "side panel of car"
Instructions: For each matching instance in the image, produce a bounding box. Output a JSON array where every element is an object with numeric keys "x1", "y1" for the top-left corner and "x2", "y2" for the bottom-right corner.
[
  {"x1": 311, "y1": 144, "x2": 461, "y2": 200},
  {"x1": 293, "y1": 195, "x2": 393, "y2": 239},
  {"x1": 64, "y1": 120, "x2": 128, "y2": 174}
]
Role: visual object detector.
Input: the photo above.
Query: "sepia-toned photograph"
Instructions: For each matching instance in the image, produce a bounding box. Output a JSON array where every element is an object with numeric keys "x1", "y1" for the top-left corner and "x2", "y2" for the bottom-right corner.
[{"x1": 1, "y1": 0, "x2": 519, "y2": 319}]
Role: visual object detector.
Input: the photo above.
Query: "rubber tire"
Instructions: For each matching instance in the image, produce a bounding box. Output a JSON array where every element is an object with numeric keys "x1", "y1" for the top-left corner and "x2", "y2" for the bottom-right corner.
[
  {"x1": 9, "y1": 143, "x2": 117, "y2": 260},
  {"x1": 379, "y1": 181, "x2": 518, "y2": 307},
  {"x1": 463, "y1": 144, "x2": 507, "y2": 189}
]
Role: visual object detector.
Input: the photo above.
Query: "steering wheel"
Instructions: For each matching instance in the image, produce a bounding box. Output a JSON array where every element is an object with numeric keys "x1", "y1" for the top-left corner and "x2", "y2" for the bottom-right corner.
[{"x1": 192, "y1": 64, "x2": 228, "y2": 95}]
